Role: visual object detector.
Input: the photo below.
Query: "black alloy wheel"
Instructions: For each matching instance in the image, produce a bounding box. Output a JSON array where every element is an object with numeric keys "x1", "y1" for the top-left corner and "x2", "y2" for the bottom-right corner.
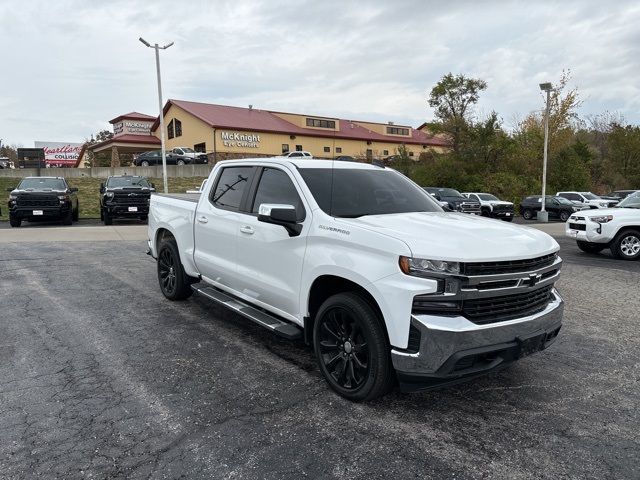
[
  {"x1": 313, "y1": 293, "x2": 393, "y2": 401},
  {"x1": 62, "y1": 208, "x2": 73, "y2": 225},
  {"x1": 9, "y1": 215, "x2": 21, "y2": 228},
  {"x1": 522, "y1": 209, "x2": 534, "y2": 220},
  {"x1": 72, "y1": 204, "x2": 79, "y2": 221},
  {"x1": 157, "y1": 240, "x2": 194, "y2": 300}
]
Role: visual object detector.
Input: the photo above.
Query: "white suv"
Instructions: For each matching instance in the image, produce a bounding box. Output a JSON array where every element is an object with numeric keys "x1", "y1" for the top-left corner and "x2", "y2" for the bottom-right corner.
[
  {"x1": 279, "y1": 151, "x2": 313, "y2": 158},
  {"x1": 556, "y1": 191, "x2": 617, "y2": 209}
]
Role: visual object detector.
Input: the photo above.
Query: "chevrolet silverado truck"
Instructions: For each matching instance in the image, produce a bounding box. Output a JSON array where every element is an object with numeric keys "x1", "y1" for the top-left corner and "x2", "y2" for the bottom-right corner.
[
  {"x1": 423, "y1": 187, "x2": 481, "y2": 214},
  {"x1": 148, "y1": 159, "x2": 564, "y2": 400},
  {"x1": 100, "y1": 175, "x2": 155, "y2": 225},
  {"x1": 7, "y1": 176, "x2": 79, "y2": 227},
  {"x1": 566, "y1": 193, "x2": 640, "y2": 260}
]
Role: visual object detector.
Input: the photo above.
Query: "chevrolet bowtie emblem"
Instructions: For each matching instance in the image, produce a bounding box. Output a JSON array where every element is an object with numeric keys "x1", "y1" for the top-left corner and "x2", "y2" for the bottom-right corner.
[{"x1": 525, "y1": 273, "x2": 543, "y2": 287}]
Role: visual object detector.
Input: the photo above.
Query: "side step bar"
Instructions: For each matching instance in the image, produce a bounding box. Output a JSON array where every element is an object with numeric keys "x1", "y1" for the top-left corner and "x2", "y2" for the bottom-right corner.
[{"x1": 192, "y1": 285, "x2": 302, "y2": 340}]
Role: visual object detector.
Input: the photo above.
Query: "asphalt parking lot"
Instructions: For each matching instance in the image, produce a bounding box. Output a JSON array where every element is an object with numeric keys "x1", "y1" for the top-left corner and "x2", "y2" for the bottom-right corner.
[{"x1": 0, "y1": 222, "x2": 638, "y2": 479}]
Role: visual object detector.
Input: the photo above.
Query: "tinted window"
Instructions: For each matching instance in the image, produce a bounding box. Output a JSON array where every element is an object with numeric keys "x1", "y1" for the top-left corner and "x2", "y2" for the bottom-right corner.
[
  {"x1": 582, "y1": 192, "x2": 599, "y2": 200},
  {"x1": 18, "y1": 178, "x2": 66, "y2": 190},
  {"x1": 106, "y1": 176, "x2": 150, "y2": 188},
  {"x1": 211, "y1": 167, "x2": 253, "y2": 210},
  {"x1": 556, "y1": 197, "x2": 574, "y2": 205},
  {"x1": 618, "y1": 195, "x2": 640, "y2": 208},
  {"x1": 299, "y1": 168, "x2": 441, "y2": 218},
  {"x1": 478, "y1": 194, "x2": 498, "y2": 201},
  {"x1": 252, "y1": 168, "x2": 304, "y2": 220},
  {"x1": 435, "y1": 188, "x2": 463, "y2": 198}
]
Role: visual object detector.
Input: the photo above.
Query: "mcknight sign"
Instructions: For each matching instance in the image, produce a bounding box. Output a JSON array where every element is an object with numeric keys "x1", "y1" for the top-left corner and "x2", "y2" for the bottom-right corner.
[{"x1": 221, "y1": 131, "x2": 261, "y2": 148}]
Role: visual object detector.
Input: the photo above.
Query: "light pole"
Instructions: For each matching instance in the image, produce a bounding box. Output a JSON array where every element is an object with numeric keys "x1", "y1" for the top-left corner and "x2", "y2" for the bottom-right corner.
[
  {"x1": 538, "y1": 82, "x2": 553, "y2": 222},
  {"x1": 139, "y1": 37, "x2": 174, "y2": 194}
]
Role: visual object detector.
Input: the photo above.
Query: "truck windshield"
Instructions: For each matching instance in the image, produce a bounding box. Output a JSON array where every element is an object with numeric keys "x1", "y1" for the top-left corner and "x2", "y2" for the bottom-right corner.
[
  {"x1": 18, "y1": 178, "x2": 66, "y2": 190},
  {"x1": 299, "y1": 168, "x2": 442, "y2": 218},
  {"x1": 107, "y1": 176, "x2": 150, "y2": 188},
  {"x1": 478, "y1": 194, "x2": 499, "y2": 201},
  {"x1": 582, "y1": 192, "x2": 599, "y2": 200},
  {"x1": 436, "y1": 188, "x2": 464, "y2": 198}
]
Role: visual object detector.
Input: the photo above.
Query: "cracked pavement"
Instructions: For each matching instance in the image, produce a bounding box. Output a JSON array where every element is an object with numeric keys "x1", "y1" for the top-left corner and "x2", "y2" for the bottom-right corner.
[{"x1": 0, "y1": 234, "x2": 638, "y2": 479}]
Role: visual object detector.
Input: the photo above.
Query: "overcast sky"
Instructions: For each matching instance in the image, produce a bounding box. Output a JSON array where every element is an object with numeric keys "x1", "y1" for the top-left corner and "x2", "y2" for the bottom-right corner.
[{"x1": 1, "y1": 0, "x2": 639, "y2": 146}]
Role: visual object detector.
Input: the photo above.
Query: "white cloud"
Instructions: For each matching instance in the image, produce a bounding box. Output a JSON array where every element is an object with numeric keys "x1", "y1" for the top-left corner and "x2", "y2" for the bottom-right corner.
[{"x1": 0, "y1": 0, "x2": 638, "y2": 145}]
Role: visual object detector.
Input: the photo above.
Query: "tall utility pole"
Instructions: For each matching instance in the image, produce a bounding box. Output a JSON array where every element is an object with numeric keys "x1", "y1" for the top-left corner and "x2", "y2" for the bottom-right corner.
[
  {"x1": 538, "y1": 82, "x2": 553, "y2": 222},
  {"x1": 139, "y1": 37, "x2": 174, "y2": 194}
]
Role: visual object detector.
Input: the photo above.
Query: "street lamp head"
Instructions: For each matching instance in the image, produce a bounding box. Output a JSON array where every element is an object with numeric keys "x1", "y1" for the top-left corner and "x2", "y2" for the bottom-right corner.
[
  {"x1": 139, "y1": 37, "x2": 151, "y2": 47},
  {"x1": 539, "y1": 82, "x2": 553, "y2": 92},
  {"x1": 162, "y1": 41, "x2": 174, "y2": 49}
]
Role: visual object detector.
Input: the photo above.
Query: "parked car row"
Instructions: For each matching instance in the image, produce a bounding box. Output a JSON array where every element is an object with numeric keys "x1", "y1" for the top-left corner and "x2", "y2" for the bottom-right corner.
[{"x1": 133, "y1": 149, "x2": 208, "y2": 166}]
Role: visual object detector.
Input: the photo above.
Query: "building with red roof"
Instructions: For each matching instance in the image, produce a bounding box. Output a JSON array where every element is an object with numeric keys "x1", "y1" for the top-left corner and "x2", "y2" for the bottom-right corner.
[{"x1": 81, "y1": 101, "x2": 449, "y2": 166}]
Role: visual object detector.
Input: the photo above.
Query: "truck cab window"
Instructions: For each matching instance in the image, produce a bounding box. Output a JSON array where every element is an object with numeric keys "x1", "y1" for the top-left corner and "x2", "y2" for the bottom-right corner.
[
  {"x1": 211, "y1": 166, "x2": 252, "y2": 210},
  {"x1": 252, "y1": 168, "x2": 304, "y2": 220}
]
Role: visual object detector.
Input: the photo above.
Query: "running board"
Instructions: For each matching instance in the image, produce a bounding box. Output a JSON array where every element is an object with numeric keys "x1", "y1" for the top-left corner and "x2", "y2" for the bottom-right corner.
[{"x1": 192, "y1": 285, "x2": 302, "y2": 340}]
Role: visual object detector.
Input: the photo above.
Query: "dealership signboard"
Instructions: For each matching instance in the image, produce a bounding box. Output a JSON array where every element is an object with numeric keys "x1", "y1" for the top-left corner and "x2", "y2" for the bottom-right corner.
[{"x1": 34, "y1": 141, "x2": 83, "y2": 167}]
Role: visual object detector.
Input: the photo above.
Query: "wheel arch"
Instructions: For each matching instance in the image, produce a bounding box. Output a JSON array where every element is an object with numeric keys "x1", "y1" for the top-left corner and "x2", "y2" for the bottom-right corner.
[{"x1": 304, "y1": 274, "x2": 388, "y2": 346}]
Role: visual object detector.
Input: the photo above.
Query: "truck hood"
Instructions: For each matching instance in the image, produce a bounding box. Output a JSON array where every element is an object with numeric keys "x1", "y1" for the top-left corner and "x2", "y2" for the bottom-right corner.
[
  {"x1": 488, "y1": 200, "x2": 513, "y2": 207},
  {"x1": 576, "y1": 207, "x2": 640, "y2": 218},
  {"x1": 338, "y1": 212, "x2": 558, "y2": 262}
]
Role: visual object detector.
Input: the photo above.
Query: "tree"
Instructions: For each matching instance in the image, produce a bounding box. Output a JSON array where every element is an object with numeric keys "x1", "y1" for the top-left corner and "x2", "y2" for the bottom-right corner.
[
  {"x1": 393, "y1": 144, "x2": 412, "y2": 176},
  {"x1": 82, "y1": 129, "x2": 114, "y2": 167},
  {"x1": 428, "y1": 73, "x2": 487, "y2": 152}
]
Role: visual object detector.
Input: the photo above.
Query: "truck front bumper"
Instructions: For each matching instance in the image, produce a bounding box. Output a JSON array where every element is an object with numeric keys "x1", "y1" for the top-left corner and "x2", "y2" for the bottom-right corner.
[
  {"x1": 10, "y1": 205, "x2": 69, "y2": 219},
  {"x1": 391, "y1": 288, "x2": 563, "y2": 391},
  {"x1": 565, "y1": 217, "x2": 614, "y2": 244}
]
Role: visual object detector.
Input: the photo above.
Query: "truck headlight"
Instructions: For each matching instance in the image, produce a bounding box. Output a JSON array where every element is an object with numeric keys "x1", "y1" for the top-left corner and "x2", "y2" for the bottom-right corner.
[
  {"x1": 9, "y1": 194, "x2": 17, "y2": 201},
  {"x1": 105, "y1": 192, "x2": 114, "y2": 199},
  {"x1": 399, "y1": 256, "x2": 460, "y2": 276},
  {"x1": 590, "y1": 215, "x2": 613, "y2": 223}
]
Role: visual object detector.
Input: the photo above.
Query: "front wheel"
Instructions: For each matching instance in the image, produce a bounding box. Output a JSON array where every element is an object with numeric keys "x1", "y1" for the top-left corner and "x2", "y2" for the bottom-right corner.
[
  {"x1": 62, "y1": 209, "x2": 73, "y2": 225},
  {"x1": 560, "y1": 211, "x2": 570, "y2": 222},
  {"x1": 9, "y1": 215, "x2": 21, "y2": 228},
  {"x1": 73, "y1": 204, "x2": 79, "y2": 221},
  {"x1": 103, "y1": 212, "x2": 113, "y2": 225},
  {"x1": 576, "y1": 240, "x2": 606, "y2": 254},
  {"x1": 313, "y1": 292, "x2": 394, "y2": 401},
  {"x1": 611, "y1": 230, "x2": 640, "y2": 260},
  {"x1": 157, "y1": 239, "x2": 195, "y2": 300},
  {"x1": 141, "y1": 160, "x2": 150, "y2": 166},
  {"x1": 522, "y1": 209, "x2": 534, "y2": 220},
  {"x1": 177, "y1": 159, "x2": 185, "y2": 166}
]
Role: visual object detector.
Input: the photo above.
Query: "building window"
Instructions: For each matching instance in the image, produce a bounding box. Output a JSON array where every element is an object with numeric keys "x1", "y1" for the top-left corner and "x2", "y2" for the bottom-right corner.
[
  {"x1": 194, "y1": 142, "x2": 206, "y2": 153},
  {"x1": 296, "y1": 145, "x2": 303, "y2": 151},
  {"x1": 323, "y1": 146, "x2": 330, "y2": 153},
  {"x1": 387, "y1": 126, "x2": 409, "y2": 136},
  {"x1": 282, "y1": 144, "x2": 289, "y2": 154},
  {"x1": 366, "y1": 149, "x2": 373, "y2": 160},
  {"x1": 167, "y1": 120, "x2": 174, "y2": 139},
  {"x1": 175, "y1": 119, "x2": 182, "y2": 137},
  {"x1": 306, "y1": 118, "x2": 336, "y2": 129},
  {"x1": 409, "y1": 151, "x2": 414, "y2": 156},
  {"x1": 335, "y1": 147, "x2": 342, "y2": 153},
  {"x1": 383, "y1": 150, "x2": 389, "y2": 156}
]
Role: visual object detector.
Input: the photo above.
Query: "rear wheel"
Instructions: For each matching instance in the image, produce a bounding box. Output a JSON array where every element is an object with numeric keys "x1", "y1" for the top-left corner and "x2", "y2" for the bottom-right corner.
[
  {"x1": 481, "y1": 208, "x2": 491, "y2": 217},
  {"x1": 611, "y1": 230, "x2": 640, "y2": 260},
  {"x1": 576, "y1": 240, "x2": 606, "y2": 254},
  {"x1": 522, "y1": 209, "x2": 534, "y2": 220},
  {"x1": 141, "y1": 160, "x2": 150, "y2": 166},
  {"x1": 9, "y1": 215, "x2": 21, "y2": 228},
  {"x1": 177, "y1": 159, "x2": 185, "y2": 166},
  {"x1": 313, "y1": 292, "x2": 394, "y2": 401},
  {"x1": 559, "y1": 211, "x2": 570, "y2": 222},
  {"x1": 157, "y1": 239, "x2": 195, "y2": 300}
]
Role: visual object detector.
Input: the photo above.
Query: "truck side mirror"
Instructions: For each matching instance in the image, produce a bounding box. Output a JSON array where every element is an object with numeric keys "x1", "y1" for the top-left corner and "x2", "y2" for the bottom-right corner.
[
  {"x1": 150, "y1": 183, "x2": 156, "y2": 189},
  {"x1": 258, "y1": 204, "x2": 302, "y2": 237},
  {"x1": 100, "y1": 182, "x2": 105, "y2": 193},
  {"x1": 69, "y1": 187, "x2": 79, "y2": 193}
]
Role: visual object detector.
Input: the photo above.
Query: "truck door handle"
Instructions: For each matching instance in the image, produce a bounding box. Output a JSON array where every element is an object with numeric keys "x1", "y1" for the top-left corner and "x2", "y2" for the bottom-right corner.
[
  {"x1": 240, "y1": 226, "x2": 254, "y2": 235},
  {"x1": 197, "y1": 215, "x2": 208, "y2": 224}
]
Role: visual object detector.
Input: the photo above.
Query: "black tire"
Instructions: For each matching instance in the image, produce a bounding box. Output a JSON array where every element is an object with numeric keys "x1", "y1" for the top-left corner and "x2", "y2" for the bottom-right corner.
[
  {"x1": 177, "y1": 159, "x2": 185, "y2": 166},
  {"x1": 141, "y1": 160, "x2": 150, "y2": 167},
  {"x1": 522, "y1": 209, "x2": 534, "y2": 220},
  {"x1": 313, "y1": 292, "x2": 394, "y2": 401},
  {"x1": 140, "y1": 215, "x2": 148, "y2": 222},
  {"x1": 611, "y1": 230, "x2": 640, "y2": 261},
  {"x1": 559, "y1": 211, "x2": 570, "y2": 222},
  {"x1": 576, "y1": 241, "x2": 606, "y2": 254},
  {"x1": 157, "y1": 239, "x2": 195, "y2": 300},
  {"x1": 62, "y1": 209, "x2": 73, "y2": 225},
  {"x1": 9, "y1": 215, "x2": 21, "y2": 228},
  {"x1": 104, "y1": 212, "x2": 113, "y2": 225},
  {"x1": 100, "y1": 208, "x2": 104, "y2": 221},
  {"x1": 72, "y1": 204, "x2": 79, "y2": 222},
  {"x1": 481, "y1": 208, "x2": 491, "y2": 217}
]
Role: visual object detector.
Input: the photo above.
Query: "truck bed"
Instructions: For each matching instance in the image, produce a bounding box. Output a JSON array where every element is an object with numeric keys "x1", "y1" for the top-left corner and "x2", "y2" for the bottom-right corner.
[{"x1": 156, "y1": 193, "x2": 201, "y2": 203}]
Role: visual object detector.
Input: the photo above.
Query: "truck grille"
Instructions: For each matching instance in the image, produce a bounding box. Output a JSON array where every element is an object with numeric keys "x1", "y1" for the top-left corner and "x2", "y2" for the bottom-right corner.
[
  {"x1": 492, "y1": 204, "x2": 514, "y2": 212},
  {"x1": 17, "y1": 195, "x2": 59, "y2": 207},
  {"x1": 462, "y1": 253, "x2": 556, "y2": 276},
  {"x1": 463, "y1": 286, "x2": 553, "y2": 324},
  {"x1": 459, "y1": 202, "x2": 481, "y2": 213},
  {"x1": 568, "y1": 223, "x2": 586, "y2": 231},
  {"x1": 112, "y1": 193, "x2": 149, "y2": 205}
]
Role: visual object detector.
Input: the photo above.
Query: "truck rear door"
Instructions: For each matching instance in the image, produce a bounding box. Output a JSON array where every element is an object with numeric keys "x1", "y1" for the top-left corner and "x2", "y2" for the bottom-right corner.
[{"x1": 193, "y1": 165, "x2": 255, "y2": 291}]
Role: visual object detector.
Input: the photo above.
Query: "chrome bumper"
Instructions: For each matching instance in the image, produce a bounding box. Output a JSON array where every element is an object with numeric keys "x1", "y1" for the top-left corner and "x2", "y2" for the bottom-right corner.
[{"x1": 391, "y1": 289, "x2": 564, "y2": 376}]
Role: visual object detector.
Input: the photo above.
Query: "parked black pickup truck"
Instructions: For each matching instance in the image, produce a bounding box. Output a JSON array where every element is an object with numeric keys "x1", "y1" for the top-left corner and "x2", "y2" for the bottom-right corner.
[
  {"x1": 100, "y1": 175, "x2": 155, "y2": 225},
  {"x1": 7, "y1": 176, "x2": 79, "y2": 227},
  {"x1": 423, "y1": 187, "x2": 482, "y2": 214}
]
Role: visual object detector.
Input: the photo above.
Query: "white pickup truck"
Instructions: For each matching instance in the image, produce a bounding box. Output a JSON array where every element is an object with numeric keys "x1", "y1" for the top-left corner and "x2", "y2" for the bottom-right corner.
[
  {"x1": 566, "y1": 193, "x2": 640, "y2": 260},
  {"x1": 148, "y1": 158, "x2": 564, "y2": 400}
]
